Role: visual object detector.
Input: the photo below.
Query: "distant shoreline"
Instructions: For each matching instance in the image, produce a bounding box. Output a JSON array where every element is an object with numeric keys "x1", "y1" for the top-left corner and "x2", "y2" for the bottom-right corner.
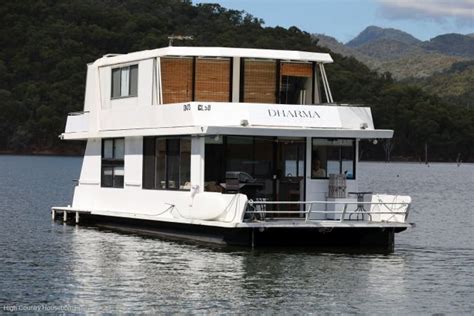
[
  {"x1": 0, "y1": 149, "x2": 83, "y2": 157},
  {"x1": 0, "y1": 151, "x2": 470, "y2": 163}
]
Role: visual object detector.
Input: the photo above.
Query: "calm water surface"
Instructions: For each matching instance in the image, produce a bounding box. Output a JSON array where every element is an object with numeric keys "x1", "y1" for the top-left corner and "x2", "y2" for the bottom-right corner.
[{"x1": 0, "y1": 156, "x2": 473, "y2": 313}]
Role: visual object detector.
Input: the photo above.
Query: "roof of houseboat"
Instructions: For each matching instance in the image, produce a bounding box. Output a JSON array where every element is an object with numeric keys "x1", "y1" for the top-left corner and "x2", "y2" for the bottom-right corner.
[{"x1": 93, "y1": 46, "x2": 334, "y2": 67}]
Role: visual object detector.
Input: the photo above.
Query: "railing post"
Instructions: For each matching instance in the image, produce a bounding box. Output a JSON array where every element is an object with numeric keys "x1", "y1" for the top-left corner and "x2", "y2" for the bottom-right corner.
[
  {"x1": 340, "y1": 203, "x2": 347, "y2": 222},
  {"x1": 305, "y1": 203, "x2": 313, "y2": 222}
]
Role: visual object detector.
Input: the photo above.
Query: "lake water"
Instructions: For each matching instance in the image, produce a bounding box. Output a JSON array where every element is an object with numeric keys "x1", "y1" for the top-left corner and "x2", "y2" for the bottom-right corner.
[{"x1": 0, "y1": 155, "x2": 473, "y2": 313}]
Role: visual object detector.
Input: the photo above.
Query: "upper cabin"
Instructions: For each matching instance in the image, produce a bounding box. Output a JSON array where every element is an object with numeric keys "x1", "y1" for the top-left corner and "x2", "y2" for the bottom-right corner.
[
  {"x1": 95, "y1": 46, "x2": 333, "y2": 109},
  {"x1": 64, "y1": 46, "x2": 390, "y2": 140}
]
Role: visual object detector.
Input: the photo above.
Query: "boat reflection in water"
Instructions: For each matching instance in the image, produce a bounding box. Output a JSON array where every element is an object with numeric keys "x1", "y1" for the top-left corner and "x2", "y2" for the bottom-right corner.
[{"x1": 67, "y1": 226, "x2": 408, "y2": 313}]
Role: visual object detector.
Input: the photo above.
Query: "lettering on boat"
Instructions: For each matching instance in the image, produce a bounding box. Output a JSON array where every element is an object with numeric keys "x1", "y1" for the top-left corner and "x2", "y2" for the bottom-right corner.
[{"x1": 267, "y1": 109, "x2": 321, "y2": 119}]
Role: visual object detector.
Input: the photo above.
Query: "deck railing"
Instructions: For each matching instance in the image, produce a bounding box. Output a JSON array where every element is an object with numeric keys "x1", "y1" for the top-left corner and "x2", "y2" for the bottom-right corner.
[{"x1": 245, "y1": 200, "x2": 410, "y2": 223}]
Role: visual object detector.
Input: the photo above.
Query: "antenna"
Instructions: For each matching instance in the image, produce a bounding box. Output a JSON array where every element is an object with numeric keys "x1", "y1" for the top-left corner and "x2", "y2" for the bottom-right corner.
[{"x1": 168, "y1": 35, "x2": 194, "y2": 46}]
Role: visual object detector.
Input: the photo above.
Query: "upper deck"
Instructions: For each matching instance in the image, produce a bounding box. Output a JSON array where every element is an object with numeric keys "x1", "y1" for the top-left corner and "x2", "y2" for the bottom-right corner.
[{"x1": 62, "y1": 46, "x2": 392, "y2": 140}]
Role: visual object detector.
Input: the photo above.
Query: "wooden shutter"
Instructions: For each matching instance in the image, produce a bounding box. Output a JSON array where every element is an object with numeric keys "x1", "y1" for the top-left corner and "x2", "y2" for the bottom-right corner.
[
  {"x1": 195, "y1": 58, "x2": 231, "y2": 102},
  {"x1": 161, "y1": 57, "x2": 193, "y2": 104},
  {"x1": 281, "y1": 62, "x2": 312, "y2": 78},
  {"x1": 243, "y1": 60, "x2": 277, "y2": 103}
]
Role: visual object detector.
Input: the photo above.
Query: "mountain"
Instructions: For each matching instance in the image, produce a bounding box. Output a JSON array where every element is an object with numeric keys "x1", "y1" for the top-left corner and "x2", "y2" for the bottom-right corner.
[
  {"x1": 355, "y1": 38, "x2": 421, "y2": 60},
  {"x1": 314, "y1": 26, "x2": 473, "y2": 79},
  {"x1": 346, "y1": 26, "x2": 421, "y2": 48},
  {"x1": 313, "y1": 34, "x2": 373, "y2": 64},
  {"x1": 422, "y1": 33, "x2": 474, "y2": 58},
  {"x1": 410, "y1": 60, "x2": 474, "y2": 106},
  {"x1": 314, "y1": 26, "x2": 474, "y2": 112}
]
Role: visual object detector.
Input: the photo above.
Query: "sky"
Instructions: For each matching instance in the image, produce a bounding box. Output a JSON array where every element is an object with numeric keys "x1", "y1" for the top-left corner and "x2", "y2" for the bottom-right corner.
[{"x1": 193, "y1": 0, "x2": 474, "y2": 43}]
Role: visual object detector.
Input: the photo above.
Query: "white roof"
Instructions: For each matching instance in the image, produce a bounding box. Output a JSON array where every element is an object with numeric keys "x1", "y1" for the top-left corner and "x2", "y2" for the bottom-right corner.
[{"x1": 93, "y1": 46, "x2": 333, "y2": 67}]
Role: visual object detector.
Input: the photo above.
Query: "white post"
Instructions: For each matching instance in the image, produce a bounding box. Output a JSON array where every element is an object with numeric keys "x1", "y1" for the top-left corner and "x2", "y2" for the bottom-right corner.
[
  {"x1": 232, "y1": 57, "x2": 240, "y2": 102},
  {"x1": 75, "y1": 212, "x2": 80, "y2": 224},
  {"x1": 51, "y1": 209, "x2": 55, "y2": 220},
  {"x1": 63, "y1": 211, "x2": 67, "y2": 222}
]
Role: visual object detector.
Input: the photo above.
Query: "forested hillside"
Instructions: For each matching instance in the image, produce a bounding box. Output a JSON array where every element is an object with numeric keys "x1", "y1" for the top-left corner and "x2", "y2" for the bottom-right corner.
[{"x1": 0, "y1": 0, "x2": 472, "y2": 161}]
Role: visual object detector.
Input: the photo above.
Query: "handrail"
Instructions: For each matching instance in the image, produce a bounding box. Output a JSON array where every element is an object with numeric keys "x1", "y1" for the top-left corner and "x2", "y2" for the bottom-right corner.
[
  {"x1": 245, "y1": 199, "x2": 410, "y2": 223},
  {"x1": 248, "y1": 201, "x2": 408, "y2": 205}
]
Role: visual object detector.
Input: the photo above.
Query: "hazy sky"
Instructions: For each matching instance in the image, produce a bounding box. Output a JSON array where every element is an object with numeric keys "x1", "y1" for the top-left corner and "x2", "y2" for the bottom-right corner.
[{"x1": 193, "y1": 0, "x2": 474, "y2": 43}]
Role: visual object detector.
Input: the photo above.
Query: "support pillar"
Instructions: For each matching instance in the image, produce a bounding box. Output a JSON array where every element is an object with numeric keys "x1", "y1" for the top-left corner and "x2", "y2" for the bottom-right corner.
[{"x1": 191, "y1": 136, "x2": 205, "y2": 194}]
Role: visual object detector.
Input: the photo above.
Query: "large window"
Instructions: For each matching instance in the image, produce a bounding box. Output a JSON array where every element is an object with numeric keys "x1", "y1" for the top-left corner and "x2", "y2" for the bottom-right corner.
[
  {"x1": 143, "y1": 137, "x2": 191, "y2": 190},
  {"x1": 101, "y1": 138, "x2": 125, "y2": 188},
  {"x1": 160, "y1": 57, "x2": 231, "y2": 104},
  {"x1": 161, "y1": 57, "x2": 193, "y2": 104},
  {"x1": 311, "y1": 139, "x2": 355, "y2": 179},
  {"x1": 240, "y1": 59, "x2": 315, "y2": 105},
  {"x1": 195, "y1": 58, "x2": 231, "y2": 102},
  {"x1": 242, "y1": 59, "x2": 277, "y2": 104},
  {"x1": 111, "y1": 65, "x2": 138, "y2": 98},
  {"x1": 279, "y1": 62, "x2": 313, "y2": 105}
]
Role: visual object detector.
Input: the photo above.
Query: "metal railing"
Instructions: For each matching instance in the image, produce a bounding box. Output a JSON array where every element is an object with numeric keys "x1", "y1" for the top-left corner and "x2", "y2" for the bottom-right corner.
[{"x1": 245, "y1": 200, "x2": 410, "y2": 223}]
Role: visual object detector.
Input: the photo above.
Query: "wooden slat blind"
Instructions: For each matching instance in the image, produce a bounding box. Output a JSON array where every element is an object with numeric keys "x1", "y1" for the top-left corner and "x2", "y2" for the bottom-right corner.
[
  {"x1": 243, "y1": 60, "x2": 277, "y2": 104},
  {"x1": 161, "y1": 57, "x2": 193, "y2": 104},
  {"x1": 281, "y1": 62, "x2": 312, "y2": 78},
  {"x1": 195, "y1": 58, "x2": 231, "y2": 102}
]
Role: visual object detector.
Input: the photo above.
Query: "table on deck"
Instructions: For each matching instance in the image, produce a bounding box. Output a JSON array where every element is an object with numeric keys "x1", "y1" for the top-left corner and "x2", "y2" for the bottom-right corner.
[{"x1": 348, "y1": 191, "x2": 373, "y2": 221}]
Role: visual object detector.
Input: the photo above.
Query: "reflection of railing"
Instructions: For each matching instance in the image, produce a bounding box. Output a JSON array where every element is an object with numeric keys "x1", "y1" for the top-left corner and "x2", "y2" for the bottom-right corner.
[{"x1": 245, "y1": 200, "x2": 410, "y2": 223}]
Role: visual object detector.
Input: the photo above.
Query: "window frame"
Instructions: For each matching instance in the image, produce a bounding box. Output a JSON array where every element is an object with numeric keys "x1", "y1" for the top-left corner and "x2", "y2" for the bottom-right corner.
[
  {"x1": 142, "y1": 136, "x2": 191, "y2": 191},
  {"x1": 310, "y1": 138, "x2": 356, "y2": 180},
  {"x1": 101, "y1": 138, "x2": 125, "y2": 188},
  {"x1": 239, "y1": 58, "x2": 315, "y2": 105},
  {"x1": 160, "y1": 56, "x2": 233, "y2": 104},
  {"x1": 111, "y1": 64, "x2": 138, "y2": 99}
]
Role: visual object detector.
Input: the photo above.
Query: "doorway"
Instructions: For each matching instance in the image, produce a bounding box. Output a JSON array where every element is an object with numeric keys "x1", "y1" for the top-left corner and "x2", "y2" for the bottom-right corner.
[
  {"x1": 204, "y1": 136, "x2": 306, "y2": 214},
  {"x1": 275, "y1": 138, "x2": 306, "y2": 214}
]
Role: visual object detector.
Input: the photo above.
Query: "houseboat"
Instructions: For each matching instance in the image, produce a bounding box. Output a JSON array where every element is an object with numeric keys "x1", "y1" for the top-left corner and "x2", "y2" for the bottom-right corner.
[{"x1": 52, "y1": 46, "x2": 412, "y2": 250}]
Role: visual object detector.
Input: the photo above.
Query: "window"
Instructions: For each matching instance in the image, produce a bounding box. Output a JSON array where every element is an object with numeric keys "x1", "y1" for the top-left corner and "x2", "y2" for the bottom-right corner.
[
  {"x1": 311, "y1": 139, "x2": 355, "y2": 179},
  {"x1": 161, "y1": 57, "x2": 193, "y2": 104},
  {"x1": 111, "y1": 65, "x2": 138, "y2": 98},
  {"x1": 279, "y1": 62, "x2": 313, "y2": 105},
  {"x1": 143, "y1": 137, "x2": 191, "y2": 190},
  {"x1": 241, "y1": 60, "x2": 314, "y2": 104},
  {"x1": 195, "y1": 58, "x2": 231, "y2": 102},
  {"x1": 101, "y1": 138, "x2": 125, "y2": 188},
  {"x1": 160, "y1": 57, "x2": 231, "y2": 104},
  {"x1": 242, "y1": 59, "x2": 277, "y2": 103}
]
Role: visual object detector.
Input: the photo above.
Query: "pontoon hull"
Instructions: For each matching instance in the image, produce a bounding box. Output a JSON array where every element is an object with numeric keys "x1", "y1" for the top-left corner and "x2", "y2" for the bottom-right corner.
[{"x1": 60, "y1": 213, "x2": 404, "y2": 252}]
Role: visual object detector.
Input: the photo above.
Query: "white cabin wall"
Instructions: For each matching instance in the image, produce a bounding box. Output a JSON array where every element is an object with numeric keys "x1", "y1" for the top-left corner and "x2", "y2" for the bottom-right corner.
[
  {"x1": 83, "y1": 64, "x2": 96, "y2": 112},
  {"x1": 82, "y1": 64, "x2": 101, "y2": 134},
  {"x1": 124, "y1": 136, "x2": 143, "y2": 189},
  {"x1": 78, "y1": 139, "x2": 101, "y2": 186},
  {"x1": 73, "y1": 139, "x2": 101, "y2": 207}
]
